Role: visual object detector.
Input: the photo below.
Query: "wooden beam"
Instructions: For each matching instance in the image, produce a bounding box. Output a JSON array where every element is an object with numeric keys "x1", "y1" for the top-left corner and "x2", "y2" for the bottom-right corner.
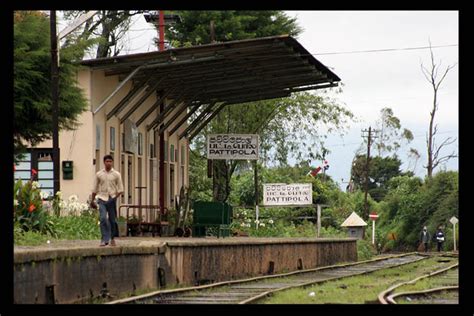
[
  {"x1": 177, "y1": 102, "x2": 218, "y2": 140},
  {"x1": 116, "y1": 76, "x2": 166, "y2": 122},
  {"x1": 146, "y1": 90, "x2": 189, "y2": 131},
  {"x1": 136, "y1": 87, "x2": 176, "y2": 127},
  {"x1": 188, "y1": 103, "x2": 229, "y2": 141},
  {"x1": 167, "y1": 103, "x2": 203, "y2": 137},
  {"x1": 93, "y1": 65, "x2": 144, "y2": 114}
]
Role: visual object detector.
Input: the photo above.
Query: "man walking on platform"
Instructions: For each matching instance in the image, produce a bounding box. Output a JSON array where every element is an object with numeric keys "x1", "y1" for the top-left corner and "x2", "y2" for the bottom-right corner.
[{"x1": 90, "y1": 155, "x2": 124, "y2": 247}]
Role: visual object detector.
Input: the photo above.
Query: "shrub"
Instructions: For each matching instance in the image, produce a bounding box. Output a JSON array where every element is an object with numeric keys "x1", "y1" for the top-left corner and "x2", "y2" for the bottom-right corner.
[{"x1": 13, "y1": 178, "x2": 55, "y2": 235}]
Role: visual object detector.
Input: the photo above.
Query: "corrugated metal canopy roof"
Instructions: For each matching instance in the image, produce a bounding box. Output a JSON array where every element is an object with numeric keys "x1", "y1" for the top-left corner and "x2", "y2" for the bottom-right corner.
[{"x1": 81, "y1": 35, "x2": 341, "y2": 138}]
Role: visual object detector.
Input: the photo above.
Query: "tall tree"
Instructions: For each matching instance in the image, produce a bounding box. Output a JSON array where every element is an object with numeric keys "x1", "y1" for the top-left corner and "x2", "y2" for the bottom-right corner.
[
  {"x1": 14, "y1": 11, "x2": 89, "y2": 156},
  {"x1": 374, "y1": 107, "x2": 414, "y2": 157},
  {"x1": 165, "y1": 11, "x2": 352, "y2": 202},
  {"x1": 165, "y1": 11, "x2": 302, "y2": 47},
  {"x1": 421, "y1": 42, "x2": 458, "y2": 178},
  {"x1": 62, "y1": 10, "x2": 143, "y2": 58}
]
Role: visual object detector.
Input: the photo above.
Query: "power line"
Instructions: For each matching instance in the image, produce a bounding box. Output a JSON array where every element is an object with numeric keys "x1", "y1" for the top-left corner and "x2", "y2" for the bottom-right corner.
[{"x1": 313, "y1": 44, "x2": 458, "y2": 56}]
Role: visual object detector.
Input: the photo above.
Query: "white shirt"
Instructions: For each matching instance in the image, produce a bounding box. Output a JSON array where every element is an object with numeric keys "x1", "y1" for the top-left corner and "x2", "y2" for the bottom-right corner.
[{"x1": 92, "y1": 168, "x2": 124, "y2": 201}]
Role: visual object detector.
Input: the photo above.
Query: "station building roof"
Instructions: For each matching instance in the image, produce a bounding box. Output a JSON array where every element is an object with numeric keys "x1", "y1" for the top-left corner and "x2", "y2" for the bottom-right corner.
[{"x1": 80, "y1": 35, "x2": 341, "y2": 139}]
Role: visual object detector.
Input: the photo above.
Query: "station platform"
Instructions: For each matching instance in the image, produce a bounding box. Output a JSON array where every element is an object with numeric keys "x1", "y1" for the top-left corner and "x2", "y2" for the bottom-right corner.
[{"x1": 14, "y1": 236, "x2": 357, "y2": 304}]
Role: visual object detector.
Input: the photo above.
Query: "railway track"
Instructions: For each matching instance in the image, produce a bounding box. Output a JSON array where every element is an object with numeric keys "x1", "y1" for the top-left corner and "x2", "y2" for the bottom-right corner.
[
  {"x1": 378, "y1": 259, "x2": 458, "y2": 304},
  {"x1": 108, "y1": 252, "x2": 428, "y2": 304}
]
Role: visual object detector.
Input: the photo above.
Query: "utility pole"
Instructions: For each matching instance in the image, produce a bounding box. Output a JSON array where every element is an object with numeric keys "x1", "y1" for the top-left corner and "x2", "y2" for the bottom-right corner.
[
  {"x1": 50, "y1": 11, "x2": 60, "y2": 194},
  {"x1": 361, "y1": 127, "x2": 378, "y2": 219},
  {"x1": 158, "y1": 10, "x2": 165, "y2": 51},
  {"x1": 157, "y1": 10, "x2": 165, "y2": 213}
]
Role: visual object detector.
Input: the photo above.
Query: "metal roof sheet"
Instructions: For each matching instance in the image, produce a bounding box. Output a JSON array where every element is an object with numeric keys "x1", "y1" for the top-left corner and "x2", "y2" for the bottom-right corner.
[{"x1": 80, "y1": 35, "x2": 340, "y2": 108}]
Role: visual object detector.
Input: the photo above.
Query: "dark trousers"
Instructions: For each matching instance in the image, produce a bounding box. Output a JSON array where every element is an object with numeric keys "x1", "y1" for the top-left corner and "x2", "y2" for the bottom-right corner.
[
  {"x1": 98, "y1": 197, "x2": 117, "y2": 243},
  {"x1": 423, "y1": 242, "x2": 429, "y2": 252},
  {"x1": 437, "y1": 242, "x2": 443, "y2": 252}
]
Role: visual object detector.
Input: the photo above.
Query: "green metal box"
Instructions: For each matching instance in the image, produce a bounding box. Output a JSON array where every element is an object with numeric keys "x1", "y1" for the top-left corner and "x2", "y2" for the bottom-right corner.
[
  {"x1": 192, "y1": 201, "x2": 233, "y2": 237},
  {"x1": 62, "y1": 160, "x2": 73, "y2": 180}
]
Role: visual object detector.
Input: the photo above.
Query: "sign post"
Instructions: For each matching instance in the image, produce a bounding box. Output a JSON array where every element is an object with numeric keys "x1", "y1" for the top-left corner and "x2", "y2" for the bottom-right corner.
[
  {"x1": 207, "y1": 134, "x2": 259, "y2": 160},
  {"x1": 263, "y1": 183, "x2": 313, "y2": 206},
  {"x1": 449, "y1": 216, "x2": 458, "y2": 252},
  {"x1": 207, "y1": 134, "x2": 260, "y2": 228},
  {"x1": 369, "y1": 212, "x2": 379, "y2": 245},
  {"x1": 316, "y1": 204, "x2": 321, "y2": 237}
]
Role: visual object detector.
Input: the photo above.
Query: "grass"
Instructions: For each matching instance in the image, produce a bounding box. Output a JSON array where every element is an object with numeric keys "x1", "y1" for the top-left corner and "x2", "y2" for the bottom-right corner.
[
  {"x1": 14, "y1": 214, "x2": 101, "y2": 246},
  {"x1": 259, "y1": 255, "x2": 458, "y2": 304}
]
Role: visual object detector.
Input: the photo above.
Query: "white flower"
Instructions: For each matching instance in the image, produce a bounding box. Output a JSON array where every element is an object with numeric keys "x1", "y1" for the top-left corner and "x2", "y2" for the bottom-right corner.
[
  {"x1": 268, "y1": 219, "x2": 274, "y2": 224},
  {"x1": 68, "y1": 195, "x2": 78, "y2": 202},
  {"x1": 254, "y1": 220, "x2": 260, "y2": 224},
  {"x1": 246, "y1": 218, "x2": 252, "y2": 223},
  {"x1": 246, "y1": 223, "x2": 251, "y2": 228},
  {"x1": 14, "y1": 199, "x2": 19, "y2": 207},
  {"x1": 240, "y1": 222, "x2": 246, "y2": 227},
  {"x1": 31, "y1": 181, "x2": 40, "y2": 189},
  {"x1": 308, "y1": 292, "x2": 316, "y2": 297},
  {"x1": 56, "y1": 191, "x2": 62, "y2": 198},
  {"x1": 259, "y1": 223, "x2": 266, "y2": 227},
  {"x1": 40, "y1": 191, "x2": 49, "y2": 199}
]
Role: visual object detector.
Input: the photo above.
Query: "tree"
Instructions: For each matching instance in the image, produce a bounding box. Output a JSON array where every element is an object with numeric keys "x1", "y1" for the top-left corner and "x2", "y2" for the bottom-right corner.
[
  {"x1": 62, "y1": 10, "x2": 143, "y2": 58},
  {"x1": 14, "y1": 11, "x2": 89, "y2": 156},
  {"x1": 350, "y1": 155, "x2": 410, "y2": 204},
  {"x1": 421, "y1": 42, "x2": 458, "y2": 178},
  {"x1": 165, "y1": 11, "x2": 302, "y2": 47},
  {"x1": 191, "y1": 93, "x2": 353, "y2": 202},
  {"x1": 374, "y1": 107, "x2": 414, "y2": 157},
  {"x1": 168, "y1": 11, "x2": 352, "y2": 203}
]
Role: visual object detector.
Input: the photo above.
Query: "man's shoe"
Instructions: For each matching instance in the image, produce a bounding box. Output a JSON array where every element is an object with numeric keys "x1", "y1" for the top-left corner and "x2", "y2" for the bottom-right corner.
[
  {"x1": 110, "y1": 239, "x2": 116, "y2": 247},
  {"x1": 99, "y1": 241, "x2": 108, "y2": 247}
]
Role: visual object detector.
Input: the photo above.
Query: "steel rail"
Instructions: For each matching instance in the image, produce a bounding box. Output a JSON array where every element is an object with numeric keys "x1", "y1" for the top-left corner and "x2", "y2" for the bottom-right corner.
[
  {"x1": 108, "y1": 252, "x2": 427, "y2": 304},
  {"x1": 378, "y1": 262, "x2": 458, "y2": 304},
  {"x1": 387, "y1": 285, "x2": 458, "y2": 304}
]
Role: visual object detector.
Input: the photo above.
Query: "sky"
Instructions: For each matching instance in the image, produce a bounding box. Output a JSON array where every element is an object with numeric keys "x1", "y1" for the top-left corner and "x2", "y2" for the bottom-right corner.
[{"x1": 63, "y1": 11, "x2": 459, "y2": 190}]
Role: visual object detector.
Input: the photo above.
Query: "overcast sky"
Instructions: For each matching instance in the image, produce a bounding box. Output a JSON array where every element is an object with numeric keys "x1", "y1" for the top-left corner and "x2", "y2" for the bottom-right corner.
[{"x1": 68, "y1": 10, "x2": 459, "y2": 189}]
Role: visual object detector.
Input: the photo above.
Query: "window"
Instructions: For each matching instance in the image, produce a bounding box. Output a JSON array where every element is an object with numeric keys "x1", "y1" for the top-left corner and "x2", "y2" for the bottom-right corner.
[
  {"x1": 138, "y1": 132, "x2": 143, "y2": 156},
  {"x1": 14, "y1": 153, "x2": 31, "y2": 181},
  {"x1": 110, "y1": 127, "x2": 115, "y2": 151},
  {"x1": 96, "y1": 125, "x2": 101, "y2": 150},
  {"x1": 150, "y1": 143, "x2": 155, "y2": 158},
  {"x1": 14, "y1": 150, "x2": 54, "y2": 198},
  {"x1": 181, "y1": 145, "x2": 186, "y2": 166}
]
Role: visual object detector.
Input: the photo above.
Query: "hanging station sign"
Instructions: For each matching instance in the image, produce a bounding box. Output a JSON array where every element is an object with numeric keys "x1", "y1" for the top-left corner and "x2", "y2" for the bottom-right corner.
[
  {"x1": 207, "y1": 134, "x2": 259, "y2": 160},
  {"x1": 263, "y1": 183, "x2": 313, "y2": 206}
]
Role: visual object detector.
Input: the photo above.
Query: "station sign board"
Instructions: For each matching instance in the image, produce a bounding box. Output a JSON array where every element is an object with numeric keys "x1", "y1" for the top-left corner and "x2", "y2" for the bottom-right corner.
[
  {"x1": 263, "y1": 183, "x2": 313, "y2": 206},
  {"x1": 207, "y1": 134, "x2": 259, "y2": 160}
]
